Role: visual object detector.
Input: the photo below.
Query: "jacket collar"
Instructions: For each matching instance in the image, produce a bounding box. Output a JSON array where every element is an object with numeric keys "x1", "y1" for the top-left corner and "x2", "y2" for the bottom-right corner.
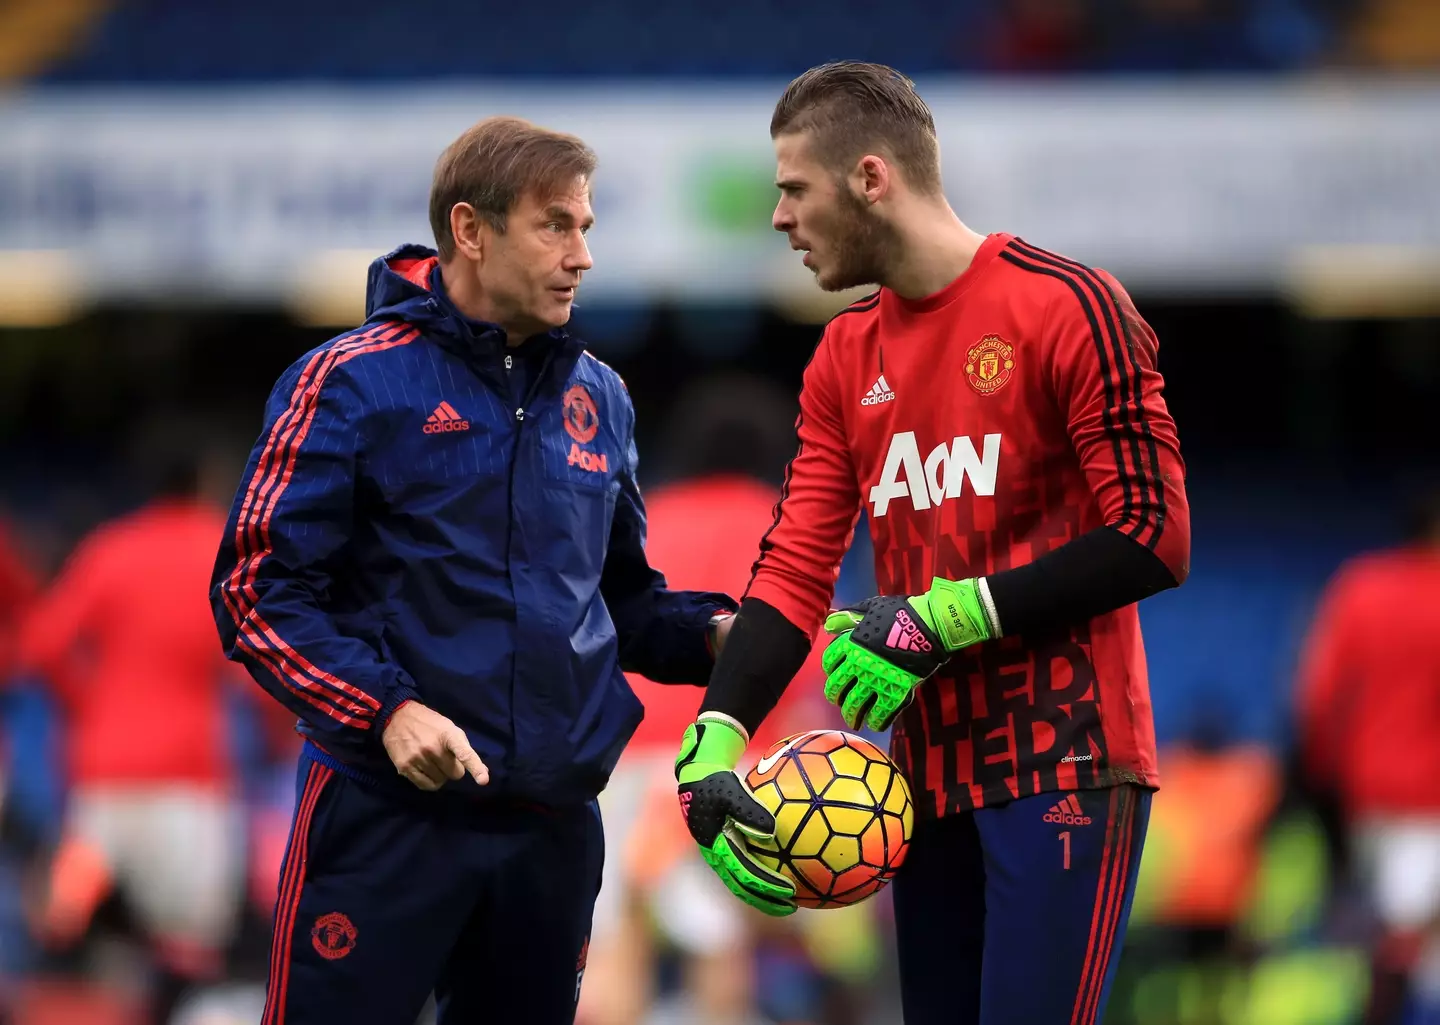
[{"x1": 362, "y1": 244, "x2": 578, "y2": 361}]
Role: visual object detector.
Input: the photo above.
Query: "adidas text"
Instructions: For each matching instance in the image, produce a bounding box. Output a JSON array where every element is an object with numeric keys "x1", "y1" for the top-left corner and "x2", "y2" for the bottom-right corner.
[
  {"x1": 424, "y1": 401, "x2": 470, "y2": 434},
  {"x1": 861, "y1": 375, "x2": 895, "y2": 406},
  {"x1": 886, "y1": 609, "x2": 932, "y2": 653},
  {"x1": 423, "y1": 419, "x2": 471, "y2": 434},
  {"x1": 868, "y1": 431, "x2": 1002, "y2": 517},
  {"x1": 1043, "y1": 810, "x2": 1094, "y2": 825},
  {"x1": 1045, "y1": 796, "x2": 1093, "y2": 826}
]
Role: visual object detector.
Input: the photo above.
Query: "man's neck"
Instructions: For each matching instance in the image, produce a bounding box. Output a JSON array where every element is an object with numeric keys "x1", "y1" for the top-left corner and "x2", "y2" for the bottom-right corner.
[
  {"x1": 438, "y1": 259, "x2": 529, "y2": 346},
  {"x1": 882, "y1": 201, "x2": 988, "y2": 301}
]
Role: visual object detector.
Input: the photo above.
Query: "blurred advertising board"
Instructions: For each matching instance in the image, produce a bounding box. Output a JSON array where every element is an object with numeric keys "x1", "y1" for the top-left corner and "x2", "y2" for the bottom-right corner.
[{"x1": 0, "y1": 81, "x2": 1437, "y2": 312}]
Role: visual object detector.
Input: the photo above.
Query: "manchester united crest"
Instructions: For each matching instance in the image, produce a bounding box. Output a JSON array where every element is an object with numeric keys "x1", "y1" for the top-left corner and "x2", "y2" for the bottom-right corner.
[
  {"x1": 563, "y1": 385, "x2": 599, "y2": 444},
  {"x1": 311, "y1": 912, "x2": 357, "y2": 960},
  {"x1": 965, "y1": 335, "x2": 1015, "y2": 395}
]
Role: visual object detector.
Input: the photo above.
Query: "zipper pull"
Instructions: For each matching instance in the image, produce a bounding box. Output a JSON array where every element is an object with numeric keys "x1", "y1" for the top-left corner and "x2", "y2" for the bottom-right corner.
[
  {"x1": 515, "y1": 407, "x2": 525, "y2": 422},
  {"x1": 504, "y1": 354, "x2": 513, "y2": 371}
]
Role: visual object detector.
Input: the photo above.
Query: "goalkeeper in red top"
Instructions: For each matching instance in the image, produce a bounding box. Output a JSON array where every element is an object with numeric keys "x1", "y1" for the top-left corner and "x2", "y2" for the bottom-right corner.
[{"x1": 674, "y1": 62, "x2": 1190, "y2": 1025}]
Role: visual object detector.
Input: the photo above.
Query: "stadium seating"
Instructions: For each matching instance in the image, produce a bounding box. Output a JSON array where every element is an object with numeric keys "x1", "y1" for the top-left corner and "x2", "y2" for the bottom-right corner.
[{"x1": 39, "y1": 0, "x2": 1336, "y2": 82}]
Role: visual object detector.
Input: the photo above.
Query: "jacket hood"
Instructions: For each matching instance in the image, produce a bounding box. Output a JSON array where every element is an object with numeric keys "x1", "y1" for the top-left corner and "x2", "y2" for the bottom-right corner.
[{"x1": 365, "y1": 243, "x2": 445, "y2": 324}]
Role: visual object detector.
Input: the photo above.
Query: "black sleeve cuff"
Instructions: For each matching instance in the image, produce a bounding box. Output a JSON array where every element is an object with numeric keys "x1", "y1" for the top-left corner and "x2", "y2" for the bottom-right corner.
[
  {"x1": 699, "y1": 596, "x2": 813, "y2": 739},
  {"x1": 984, "y1": 525, "x2": 1180, "y2": 638}
]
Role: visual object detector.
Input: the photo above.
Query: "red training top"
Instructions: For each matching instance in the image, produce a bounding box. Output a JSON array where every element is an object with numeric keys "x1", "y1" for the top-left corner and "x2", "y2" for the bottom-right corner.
[
  {"x1": 1296, "y1": 547, "x2": 1440, "y2": 816},
  {"x1": 20, "y1": 499, "x2": 240, "y2": 787},
  {"x1": 747, "y1": 233, "x2": 1190, "y2": 818}
]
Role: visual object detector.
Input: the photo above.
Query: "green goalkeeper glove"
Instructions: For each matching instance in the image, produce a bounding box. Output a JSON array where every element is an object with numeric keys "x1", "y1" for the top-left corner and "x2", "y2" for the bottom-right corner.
[
  {"x1": 675, "y1": 713, "x2": 796, "y2": 917},
  {"x1": 822, "y1": 577, "x2": 997, "y2": 731}
]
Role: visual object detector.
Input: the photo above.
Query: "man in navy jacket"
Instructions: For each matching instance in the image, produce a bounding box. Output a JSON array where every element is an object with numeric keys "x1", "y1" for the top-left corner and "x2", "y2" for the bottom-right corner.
[{"x1": 211, "y1": 115, "x2": 738, "y2": 1025}]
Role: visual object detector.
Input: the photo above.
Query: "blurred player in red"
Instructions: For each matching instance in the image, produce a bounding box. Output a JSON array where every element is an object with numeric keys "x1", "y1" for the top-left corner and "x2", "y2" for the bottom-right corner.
[
  {"x1": 1297, "y1": 490, "x2": 1440, "y2": 1025},
  {"x1": 19, "y1": 454, "x2": 248, "y2": 1024},
  {"x1": 674, "y1": 62, "x2": 1190, "y2": 1025}
]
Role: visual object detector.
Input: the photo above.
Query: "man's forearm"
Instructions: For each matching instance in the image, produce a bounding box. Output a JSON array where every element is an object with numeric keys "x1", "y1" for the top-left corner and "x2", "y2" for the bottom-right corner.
[
  {"x1": 613, "y1": 589, "x2": 738, "y2": 684},
  {"x1": 982, "y1": 525, "x2": 1181, "y2": 638},
  {"x1": 699, "y1": 597, "x2": 813, "y2": 739}
]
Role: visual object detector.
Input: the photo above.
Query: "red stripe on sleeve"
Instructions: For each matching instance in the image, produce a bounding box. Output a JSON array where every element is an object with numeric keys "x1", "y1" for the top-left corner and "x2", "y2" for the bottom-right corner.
[
  {"x1": 222, "y1": 328, "x2": 397, "y2": 723},
  {"x1": 221, "y1": 325, "x2": 418, "y2": 726}
]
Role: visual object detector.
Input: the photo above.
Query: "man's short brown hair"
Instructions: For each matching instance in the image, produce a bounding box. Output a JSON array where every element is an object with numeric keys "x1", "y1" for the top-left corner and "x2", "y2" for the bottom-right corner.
[
  {"x1": 430, "y1": 116, "x2": 597, "y2": 259},
  {"x1": 770, "y1": 61, "x2": 941, "y2": 195}
]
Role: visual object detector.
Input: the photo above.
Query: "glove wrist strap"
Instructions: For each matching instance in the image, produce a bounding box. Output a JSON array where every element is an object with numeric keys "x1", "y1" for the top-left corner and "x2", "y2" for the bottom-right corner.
[
  {"x1": 694, "y1": 711, "x2": 749, "y2": 765},
  {"x1": 925, "y1": 577, "x2": 997, "y2": 651}
]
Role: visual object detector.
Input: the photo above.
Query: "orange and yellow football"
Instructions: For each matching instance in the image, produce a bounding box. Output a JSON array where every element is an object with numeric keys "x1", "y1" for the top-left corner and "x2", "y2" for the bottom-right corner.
[{"x1": 743, "y1": 729, "x2": 914, "y2": 909}]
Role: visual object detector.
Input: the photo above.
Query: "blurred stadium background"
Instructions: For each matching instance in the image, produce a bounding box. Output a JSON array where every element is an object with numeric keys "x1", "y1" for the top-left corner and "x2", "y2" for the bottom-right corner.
[{"x1": 0, "y1": 0, "x2": 1438, "y2": 1023}]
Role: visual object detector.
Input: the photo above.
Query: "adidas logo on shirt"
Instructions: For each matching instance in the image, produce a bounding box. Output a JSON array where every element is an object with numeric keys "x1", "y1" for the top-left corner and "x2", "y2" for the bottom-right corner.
[
  {"x1": 1042, "y1": 794, "x2": 1093, "y2": 826},
  {"x1": 423, "y1": 401, "x2": 470, "y2": 434},
  {"x1": 861, "y1": 375, "x2": 895, "y2": 406}
]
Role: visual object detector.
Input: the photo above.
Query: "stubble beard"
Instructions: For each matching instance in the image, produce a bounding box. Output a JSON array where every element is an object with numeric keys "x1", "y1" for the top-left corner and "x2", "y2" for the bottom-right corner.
[{"x1": 815, "y1": 187, "x2": 898, "y2": 293}]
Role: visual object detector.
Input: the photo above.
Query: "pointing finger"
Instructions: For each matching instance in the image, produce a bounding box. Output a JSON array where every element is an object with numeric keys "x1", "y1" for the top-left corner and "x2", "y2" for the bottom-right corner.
[{"x1": 445, "y1": 730, "x2": 490, "y2": 785}]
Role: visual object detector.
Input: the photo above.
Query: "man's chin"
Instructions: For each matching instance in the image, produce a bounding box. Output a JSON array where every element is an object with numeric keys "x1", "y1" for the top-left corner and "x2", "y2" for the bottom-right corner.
[{"x1": 816, "y1": 268, "x2": 874, "y2": 293}]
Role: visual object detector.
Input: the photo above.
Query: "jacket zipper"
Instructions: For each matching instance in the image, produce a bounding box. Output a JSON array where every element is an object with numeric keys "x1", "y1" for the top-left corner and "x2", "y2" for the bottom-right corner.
[
  {"x1": 504, "y1": 346, "x2": 558, "y2": 749},
  {"x1": 503, "y1": 351, "x2": 524, "y2": 762}
]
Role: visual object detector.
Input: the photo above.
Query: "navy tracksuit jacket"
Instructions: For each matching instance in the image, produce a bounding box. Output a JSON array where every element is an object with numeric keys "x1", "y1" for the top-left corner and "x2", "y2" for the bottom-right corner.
[{"x1": 211, "y1": 245, "x2": 736, "y2": 1024}]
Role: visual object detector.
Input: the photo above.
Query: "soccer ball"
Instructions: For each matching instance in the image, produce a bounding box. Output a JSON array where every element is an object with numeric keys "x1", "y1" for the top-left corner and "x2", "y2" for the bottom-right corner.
[{"x1": 743, "y1": 729, "x2": 914, "y2": 909}]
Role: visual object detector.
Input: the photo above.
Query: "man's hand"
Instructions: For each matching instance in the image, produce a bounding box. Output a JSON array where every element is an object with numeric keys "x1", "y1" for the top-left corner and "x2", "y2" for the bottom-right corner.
[
  {"x1": 708, "y1": 611, "x2": 736, "y2": 657},
  {"x1": 821, "y1": 577, "x2": 996, "y2": 731},
  {"x1": 675, "y1": 712, "x2": 796, "y2": 917},
  {"x1": 381, "y1": 700, "x2": 489, "y2": 791}
]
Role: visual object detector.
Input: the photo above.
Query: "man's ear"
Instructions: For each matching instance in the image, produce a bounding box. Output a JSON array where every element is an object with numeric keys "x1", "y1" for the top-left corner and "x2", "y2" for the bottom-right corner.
[
  {"x1": 852, "y1": 154, "x2": 891, "y2": 207},
  {"x1": 450, "y1": 202, "x2": 485, "y2": 262}
]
